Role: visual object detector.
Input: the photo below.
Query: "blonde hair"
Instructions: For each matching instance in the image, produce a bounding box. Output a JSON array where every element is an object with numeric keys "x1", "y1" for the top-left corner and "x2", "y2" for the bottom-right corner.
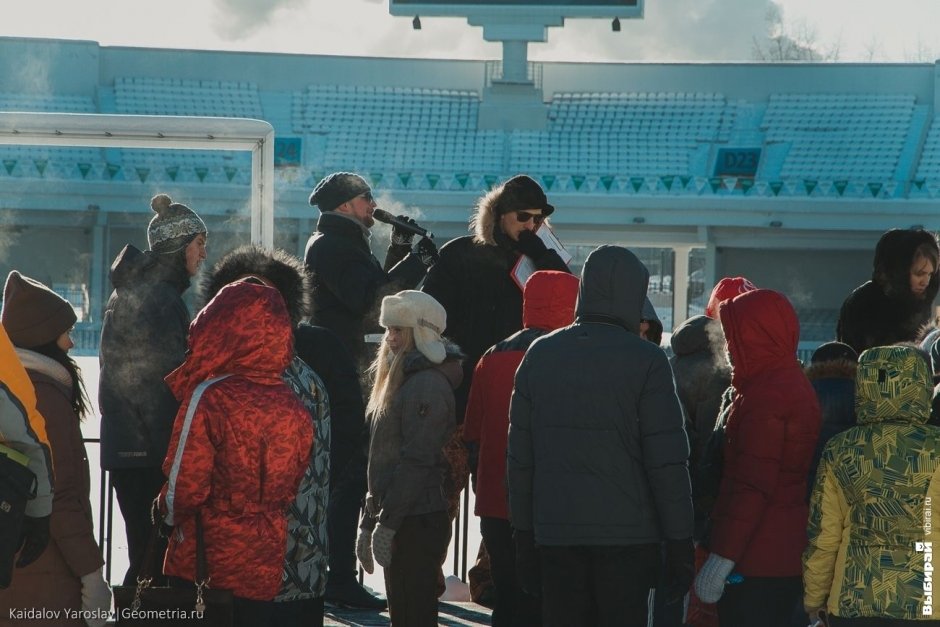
[{"x1": 366, "y1": 326, "x2": 415, "y2": 418}]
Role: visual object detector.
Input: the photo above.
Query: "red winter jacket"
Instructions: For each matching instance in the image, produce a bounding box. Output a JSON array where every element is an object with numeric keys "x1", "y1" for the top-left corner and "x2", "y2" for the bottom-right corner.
[
  {"x1": 709, "y1": 289, "x2": 820, "y2": 577},
  {"x1": 463, "y1": 271, "x2": 579, "y2": 519},
  {"x1": 161, "y1": 281, "x2": 313, "y2": 600}
]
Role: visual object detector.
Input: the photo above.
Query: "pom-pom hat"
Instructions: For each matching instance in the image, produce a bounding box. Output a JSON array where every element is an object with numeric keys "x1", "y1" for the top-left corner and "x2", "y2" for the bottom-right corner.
[{"x1": 147, "y1": 194, "x2": 207, "y2": 254}]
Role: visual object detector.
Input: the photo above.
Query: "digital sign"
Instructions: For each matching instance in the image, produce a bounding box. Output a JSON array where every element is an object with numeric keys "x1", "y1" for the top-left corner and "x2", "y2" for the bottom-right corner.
[
  {"x1": 394, "y1": 1, "x2": 636, "y2": 4},
  {"x1": 714, "y1": 148, "x2": 761, "y2": 178},
  {"x1": 390, "y1": 0, "x2": 642, "y2": 19}
]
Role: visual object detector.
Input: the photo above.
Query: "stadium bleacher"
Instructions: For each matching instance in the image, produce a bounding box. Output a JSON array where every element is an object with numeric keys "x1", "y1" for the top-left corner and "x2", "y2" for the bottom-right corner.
[{"x1": 1, "y1": 77, "x2": 934, "y2": 199}]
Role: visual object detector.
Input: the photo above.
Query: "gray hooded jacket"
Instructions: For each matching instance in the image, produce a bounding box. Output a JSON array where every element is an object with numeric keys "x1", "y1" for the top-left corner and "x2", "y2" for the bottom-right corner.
[{"x1": 507, "y1": 245, "x2": 693, "y2": 545}]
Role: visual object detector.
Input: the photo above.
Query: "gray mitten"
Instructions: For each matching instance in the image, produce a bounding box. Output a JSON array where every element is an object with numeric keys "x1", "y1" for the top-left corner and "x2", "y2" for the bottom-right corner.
[
  {"x1": 356, "y1": 527, "x2": 375, "y2": 574},
  {"x1": 693, "y1": 553, "x2": 735, "y2": 604},
  {"x1": 372, "y1": 523, "x2": 396, "y2": 569}
]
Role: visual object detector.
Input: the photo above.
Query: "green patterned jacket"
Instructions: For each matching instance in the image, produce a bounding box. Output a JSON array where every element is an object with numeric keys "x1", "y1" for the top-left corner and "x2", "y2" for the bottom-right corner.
[{"x1": 804, "y1": 345, "x2": 940, "y2": 619}]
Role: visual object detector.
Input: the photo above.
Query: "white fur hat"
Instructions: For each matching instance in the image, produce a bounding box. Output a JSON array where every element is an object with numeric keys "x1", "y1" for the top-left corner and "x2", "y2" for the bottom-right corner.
[{"x1": 379, "y1": 290, "x2": 447, "y2": 364}]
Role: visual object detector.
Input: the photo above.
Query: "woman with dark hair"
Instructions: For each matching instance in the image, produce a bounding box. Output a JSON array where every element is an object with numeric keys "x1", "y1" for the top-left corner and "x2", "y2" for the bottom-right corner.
[
  {"x1": 0, "y1": 271, "x2": 111, "y2": 626},
  {"x1": 837, "y1": 228, "x2": 940, "y2": 355},
  {"x1": 98, "y1": 193, "x2": 207, "y2": 586}
]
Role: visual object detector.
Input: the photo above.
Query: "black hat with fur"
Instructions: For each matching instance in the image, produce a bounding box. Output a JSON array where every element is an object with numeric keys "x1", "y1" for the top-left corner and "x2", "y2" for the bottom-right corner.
[{"x1": 202, "y1": 245, "x2": 310, "y2": 327}]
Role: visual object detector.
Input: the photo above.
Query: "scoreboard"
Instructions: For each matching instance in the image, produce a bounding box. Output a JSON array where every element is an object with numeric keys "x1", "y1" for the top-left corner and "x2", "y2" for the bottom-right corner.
[{"x1": 389, "y1": 0, "x2": 643, "y2": 18}]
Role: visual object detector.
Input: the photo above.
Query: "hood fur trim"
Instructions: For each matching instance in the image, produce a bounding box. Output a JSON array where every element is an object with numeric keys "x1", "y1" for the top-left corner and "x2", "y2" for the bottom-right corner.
[{"x1": 202, "y1": 245, "x2": 310, "y2": 327}]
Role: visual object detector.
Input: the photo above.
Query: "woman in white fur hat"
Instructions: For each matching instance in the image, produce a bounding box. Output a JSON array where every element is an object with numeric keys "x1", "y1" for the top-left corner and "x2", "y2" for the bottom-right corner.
[{"x1": 355, "y1": 290, "x2": 463, "y2": 626}]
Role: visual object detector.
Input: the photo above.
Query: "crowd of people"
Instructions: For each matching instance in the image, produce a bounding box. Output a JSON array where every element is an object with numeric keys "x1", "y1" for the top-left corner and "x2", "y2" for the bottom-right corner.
[{"x1": 0, "y1": 172, "x2": 939, "y2": 627}]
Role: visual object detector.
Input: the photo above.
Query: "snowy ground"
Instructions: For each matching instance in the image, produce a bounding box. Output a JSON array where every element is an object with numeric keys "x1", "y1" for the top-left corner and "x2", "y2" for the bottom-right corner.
[{"x1": 75, "y1": 357, "x2": 483, "y2": 594}]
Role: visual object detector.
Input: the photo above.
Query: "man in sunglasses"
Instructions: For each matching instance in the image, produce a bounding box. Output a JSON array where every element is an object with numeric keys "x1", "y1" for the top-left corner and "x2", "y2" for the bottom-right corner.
[
  {"x1": 425, "y1": 175, "x2": 570, "y2": 417},
  {"x1": 305, "y1": 171, "x2": 437, "y2": 610},
  {"x1": 423, "y1": 174, "x2": 571, "y2": 536}
]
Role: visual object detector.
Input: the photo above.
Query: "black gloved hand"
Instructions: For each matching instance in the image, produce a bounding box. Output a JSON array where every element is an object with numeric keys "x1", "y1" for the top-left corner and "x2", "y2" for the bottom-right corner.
[
  {"x1": 391, "y1": 214, "x2": 418, "y2": 247},
  {"x1": 414, "y1": 236, "x2": 439, "y2": 267},
  {"x1": 663, "y1": 537, "x2": 695, "y2": 605},
  {"x1": 513, "y1": 229, "x2": 549, "y2": 259},
  {"x1": 513, "y1": 529, "x2": 540, "y2": 597},
  {"x1": 15, "y1": 515, "x2": 50, "y2": 568}
]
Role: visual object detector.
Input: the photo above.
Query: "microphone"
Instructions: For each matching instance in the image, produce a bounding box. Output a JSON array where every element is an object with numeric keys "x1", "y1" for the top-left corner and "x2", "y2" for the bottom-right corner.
[{"x1": 373, "y1": 209, "x2": 434, "y2": 239}]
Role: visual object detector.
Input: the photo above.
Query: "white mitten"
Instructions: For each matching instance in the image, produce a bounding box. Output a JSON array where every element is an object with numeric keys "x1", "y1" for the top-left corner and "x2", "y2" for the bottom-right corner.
[
  {"x1": 372, "y1": 523, "x2": 396, "y2": 569},
  {"x1": 80, "y1": 567, "x2": 111, "y2": 627},
  {"x1": 356, "y1": 527, "x2": 375, "y2": 574},
  {"x1": 693, "y1": 553, "x2": 735, "y2": 604}
]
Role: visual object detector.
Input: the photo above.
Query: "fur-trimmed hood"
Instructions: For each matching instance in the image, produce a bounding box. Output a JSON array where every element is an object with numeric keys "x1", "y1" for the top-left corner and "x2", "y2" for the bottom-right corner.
[
  {"x1": 469, "y1": 178, "x2": 554, "y2": 246},
  {"x1": 470, "y1": 186, "x2": 502, "y2": 246},
  {"x1": 804, "y1": 359, "x2": 857, "y2": 383},
  {"x1": 202, "y1": 245, "x2": 310, "y2": 327}
]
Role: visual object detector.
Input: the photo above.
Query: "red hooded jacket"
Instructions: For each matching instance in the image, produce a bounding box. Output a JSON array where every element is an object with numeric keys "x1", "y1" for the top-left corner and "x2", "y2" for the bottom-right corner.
[
  {"x1": 161, "y1": 281, "x2": 313, "y2": 600},
  {"x1": 463, "y1": 271, "x2": 579, "y2": 519},
  {"x1": 709, "y1": 289, "x2": 820, "y2": 577}
]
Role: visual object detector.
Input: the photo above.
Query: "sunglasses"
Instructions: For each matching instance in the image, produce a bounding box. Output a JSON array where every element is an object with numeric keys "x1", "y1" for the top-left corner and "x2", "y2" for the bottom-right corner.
[
  {"x1": 359, "y1": 191, "x2": 374, "y2": 202},
  {"x1": 514, "y1": 211, "x2": 545, "y2": 225}
]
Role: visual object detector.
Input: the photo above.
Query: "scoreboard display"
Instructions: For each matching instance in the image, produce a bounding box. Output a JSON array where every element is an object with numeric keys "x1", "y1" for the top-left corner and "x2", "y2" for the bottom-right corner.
[
  {"x1": 389, "y1": 0, "x2": 642, "y2": 18},
  {"x1": 393, "y1": 1, "x2": 636, "y2": 4}
]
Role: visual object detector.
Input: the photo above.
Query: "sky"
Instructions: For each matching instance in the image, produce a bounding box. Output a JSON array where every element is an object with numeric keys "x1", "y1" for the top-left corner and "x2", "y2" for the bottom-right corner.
[{"x1": 3, "y1": 0, "x2": 939, "y2": 64}]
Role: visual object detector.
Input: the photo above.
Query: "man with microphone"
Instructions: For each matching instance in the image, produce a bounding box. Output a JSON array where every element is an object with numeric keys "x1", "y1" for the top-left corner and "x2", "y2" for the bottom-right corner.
[
  {"x1": 304, "y1": 171, "x2": 437, "y2": 610},
  {"x1": 305, "y1": 171, "x2": 438, "y2": 370}
]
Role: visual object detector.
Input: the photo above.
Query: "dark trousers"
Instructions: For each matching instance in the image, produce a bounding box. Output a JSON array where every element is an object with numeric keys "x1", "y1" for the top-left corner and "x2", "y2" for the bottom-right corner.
[
  {"x1": 327, "y1": 451, "x2": 367, "y2": 584},
  {"x1": 231, "y1": 596, "x2": 279, "y2": 627},
  {"x1": 830, "y1": 618, "x2": 940, "y2": 626},
  {"x1": 717, "y1": 575, "x2": 801, "y2": 627},
  {"x1": 272, "y1": 597, "x2": 325, "y2": 627},
  {"x1": 480, "y1": 517, "x2": 541, "y2": 627},
  {"x1": 540, "y1": 543, "x2": 658, "y2": 627},
  {"x1": 111, "y1": 466, "x2": 167, "y2": 586},
  {"x1": 653, "y1": 542, "x2": 685, "y2": 627},
  {"x1": 384, "y1": 511, "x2": 451, "y2": 627}
]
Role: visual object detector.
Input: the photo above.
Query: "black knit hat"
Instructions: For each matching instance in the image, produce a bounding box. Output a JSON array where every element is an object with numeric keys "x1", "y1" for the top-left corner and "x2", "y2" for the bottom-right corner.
[
  {"x1": 308, "y1": 172, "x2": 371, "y2": 211},
  {"x1": 811, "y1": 341, "x2": 859, "y2": 365},
  {"x1": 1, "y1": 271, "x2": 77, "y2": 348},
  {"x1": 496, "y1": 174, "x2": 555, "y2": 217}
]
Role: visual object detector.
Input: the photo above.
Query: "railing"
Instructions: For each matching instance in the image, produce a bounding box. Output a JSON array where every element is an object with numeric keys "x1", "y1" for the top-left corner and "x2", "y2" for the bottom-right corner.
[
  {"x1": 484, "y1": 60, "x2": 543, "y2": 90},
  {"x1": 83, "y1": 436, "x2": 477, "y2": 585}
]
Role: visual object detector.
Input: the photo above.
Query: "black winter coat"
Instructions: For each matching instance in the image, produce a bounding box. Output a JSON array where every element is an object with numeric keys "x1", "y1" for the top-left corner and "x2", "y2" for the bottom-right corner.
[
  {"x1": 837, "y1": 229, "x2": 940, "y2": 354},
  {"x1": 423, "y1": 234, "x2": 569, "y2": 422},
  {"x1": 304, "y1": 212, "x2": 426, "y2": 367},
  {"x1": 294, "y1": 324, "x2": 366, "y2": 482},
  {"x1": 507, "y1": 245, "x2": 692, "y2": 545},
  {"x1": 99, "y1": 245, "x2": 190, "y2": 470}
]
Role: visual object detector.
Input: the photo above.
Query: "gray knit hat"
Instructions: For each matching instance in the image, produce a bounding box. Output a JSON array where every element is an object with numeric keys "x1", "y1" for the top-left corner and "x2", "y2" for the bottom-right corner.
[
  {"x1": 308, "y1": 172, "x2": 371, "y2": 211},
  {"x1": 147, "y1": 194, "x2": 207, "y2": 254}
]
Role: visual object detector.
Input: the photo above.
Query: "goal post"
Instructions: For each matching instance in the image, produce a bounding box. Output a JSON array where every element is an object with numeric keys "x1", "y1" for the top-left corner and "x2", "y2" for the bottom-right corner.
[{"x1": 0, "y1": 112, "x2": 276, "y2": 247}]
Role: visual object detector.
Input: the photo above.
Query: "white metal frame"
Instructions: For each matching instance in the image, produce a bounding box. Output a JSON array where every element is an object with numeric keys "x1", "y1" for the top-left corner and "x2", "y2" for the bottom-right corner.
[{"x1": 0, "y1": 112, "x2": 276, "y2": 247}]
